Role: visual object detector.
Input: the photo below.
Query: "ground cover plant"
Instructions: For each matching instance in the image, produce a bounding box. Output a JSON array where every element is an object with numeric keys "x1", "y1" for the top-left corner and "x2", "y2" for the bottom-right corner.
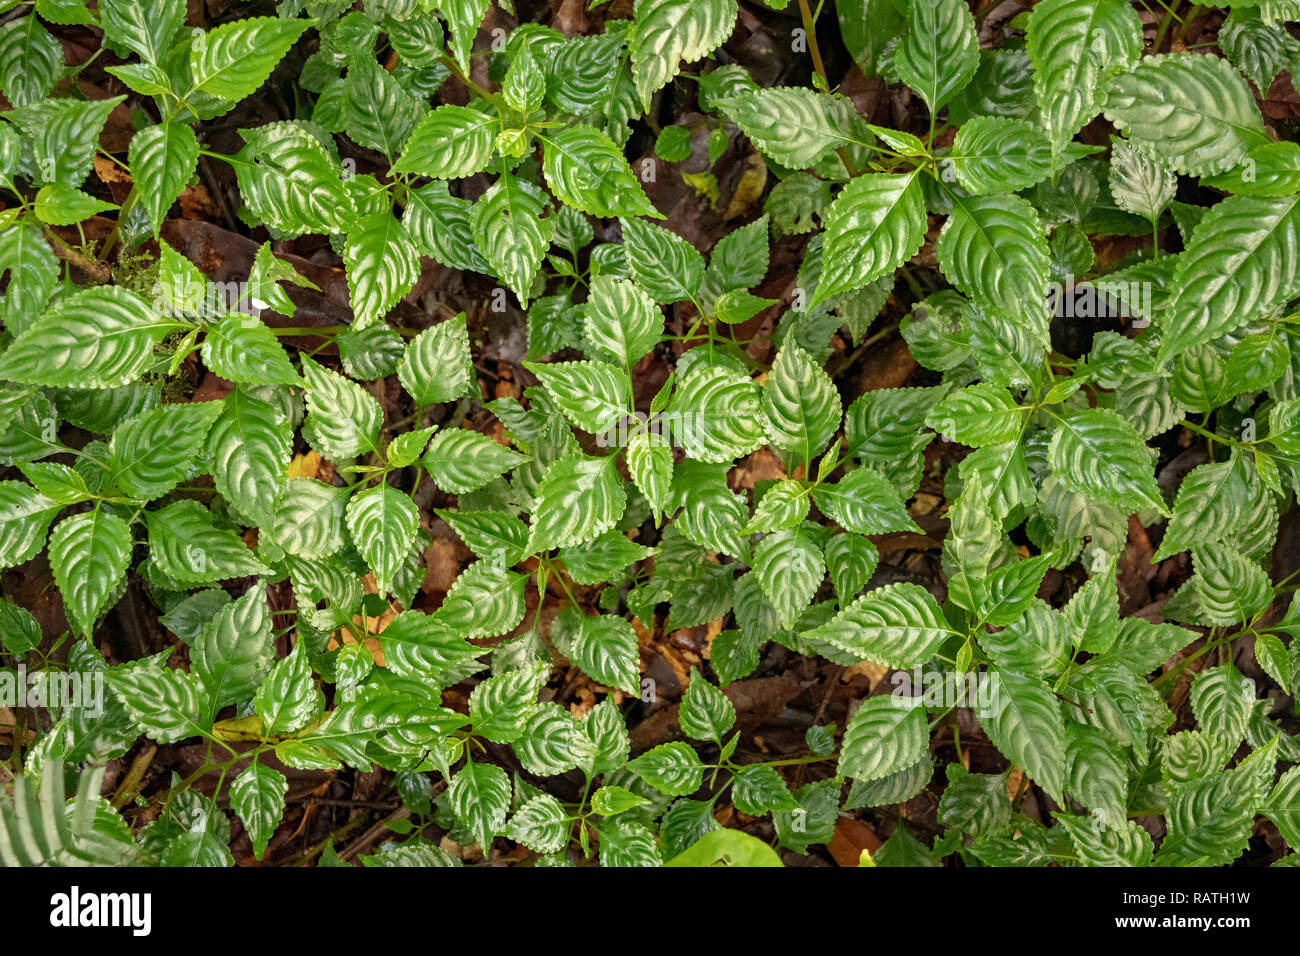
[{"x1": 2, "y1": 0, "x2": 1300, "y2": 868}]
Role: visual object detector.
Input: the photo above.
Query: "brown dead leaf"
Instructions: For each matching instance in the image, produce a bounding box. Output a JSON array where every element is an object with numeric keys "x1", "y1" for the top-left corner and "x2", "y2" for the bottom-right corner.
[
  {"x1": 423, "y1": 537, "x2": 462, "y2": 594},
  {"x1": 722, "y1": 151, "x2": 767, "y2": 220},
  {"x1": 94, "y1": 155, "x2": 131, "y2": 184},
  {"x1": 842, "y1": 660, "x2": 888, "y2": 689},
  {"x1": 829, "y1": 817, "x2": 883, "y2": 866},
  {"x1": 288, "y1": 451, "x2": 323, "y2": 480},
  {"x1": 729, "y1": 447, "x2": 785, "y2": 490},
  {"x1": 179, "y1": 184, "x2": 219, "y2": 220}
]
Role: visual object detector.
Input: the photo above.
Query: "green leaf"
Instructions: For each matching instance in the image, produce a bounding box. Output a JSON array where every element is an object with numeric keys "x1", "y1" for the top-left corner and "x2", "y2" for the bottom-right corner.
[
  {"x1": 1262, "y1": 766, "x2": 1300, "y2": 850},
  {"x1": 145, "y1": 499, "x2": 271, "y2": 584},
  {"x1": 392, "y1": 105, "x2": 497, "y2": 179},
  {"x1": 1159, "y1": 194, "x2": 1300, "y2": 364},
  {"x1": 189, "y1": 17, "x2": 311, "y2": 103},
  {"x1": 948, "y1": 117, "x2": 1053, "y2": 194},
  {"x1": 1054, "y1": 813, "x2": 1153, "y2": 866},
  {"x1": 768, "y1": 780, "x2": 835, "y2": 853},
  {"x1": 208, "y1": 388, "x2": 292, "y2": 527},
  {"x1": 32, "y1": 185, "x2": 116, "y2": 226},
  {"x1": 825, "y1": 532, "x2": 879, "y2": 600},
  {"x1": 11, "y1": 96, "x2": 122, "y2": 189},
  {"x1": 230, "y1": 762, "x2": 286, "y2": 860},
  {"x1": 403, "y1": 182, "x2": 488, "y2": 273},
  {"x1": 815, "y1": 172, "x2": 926, "y2": 305},
  {"x1": 806, "y1": 582, "x2": 956, "y2": 668},
  {"x1": 109, "y1": 401, "x2": 224, "y2": 501},
  {"x1": 0, "y1": 223, "x2": 58, "y2": 336},
  {"x1": 253, "y1": 641, "x2": 324, "y2": 736},
  {"x1": 679, "y1": 666, "x2": 735, "y2": 743},
  {"x1": 838, "y1": 696, "x2": 928, "y2": 782},
  {"x1": 732, "y1": 764, "x2": 799, "y2": 815},
  {"x1": 548, "y1": 31, "x2": 626, "y2": 115},
  {"x1": 470, "y1": 172, "x2": 555, "y2": 305},
  {"x1": 347, "y1": 484, "x2": 419, "y2": 596},
  {"x1": 344, "y1": 212, "x2": 422, "y2": 328},
  {"x1": 573, "y1": 698, "x2": 629, "y2": 777},
  {"x1": 515, "y1": 702, "x2": 581, "y2": 776},
  {"x1": 598, "y1": 820, "x2": 662, "y2": 866},
  {"x1": 0, "y1": 287, "x2": 178, "y2": 389},
  {"x1": 752, "y1": 528, "x2": 823, "y2": 630},
  {"x1": 301, "y1": 357, "x2": 382, "y2": 460},
  {"x1": 1203, "y1": 140, "x2": 1300, "y2": 197},
  {"x1": 667, "y1": 364, "x2": 765, "y2": 463},
  {"x1": 620, "y1": 217, "x2": 705, "y2": 305},
  {"x1": 506, "y1": 793, "x2": 567, "y2": 854},
  {"x1": 438, "y1": 509, "x2": 528, "y2": 567},
  {"x1": 233, "y1": 123, "x2": 353, "y2": 235},
  {"x1": 627, "y1": 430, "x2": 674, "y2": 520},
  {"x1": 1161, "y1": 731, "x2": 1230, "y2": 793},
  {"x1": 925, "y1": 382, "x2": 1025, "y2": 447},
  {"x1": 468, "y1": 662, "x2": 546, "y2": 743},
  {"x1": 1189, "y1": 544, "x2": 1273, "y2": 626},
  {"x1": 48, "y1": 510, "x2": 132, "y2": 638},
  {"x1": 542, "y1": 125, "x2": 659, "y2": 219},
  {"x1": 1062, "y1": 564, "x2": 1119, "y2": 653},
  {"x1": 420, "y1": 428, "x2": 527, "y2": 494},
  {"x1": 584, "y1": 275, "x2": 662, "y2": 367},
  {"x1": 981, "y1": 556, "x2": 1051, "y2": 627},
  {"x1": 447, "y1": 761, "x2": 510, "y2": 850},
  {"x1": 1025, "y1": 0, "x2": 1143, "y2": 154},
  {"x1": 398, "y1": 315, "x2": 475, "y2": 406},
  {"x1": 894, "y1": 0, "x2": 979, "y2": 113},
  {"x1": 627, "y1": 741, "x2": 706, "y2": 796},
  {"x1": 1155, "y1": 456, "x2": 1256, "y2": 561},
  {"x1": 744, "y1": 480, "x2": 809, "y2": 534},
  {"x1": 937, "y1": 192, "x2": 1050, "y2": 319},
  {"x1": 435, "y1": 561, "x2": 526, "y2": 639},
  {"x1": 814, "y1": 468, "x2": 919, "y2": 535},
  {"x1": 527, "y1": 454, "x2": 626, "y2": 553},
  {"x1": 938, "y1": 764, "x2": 1011, "y2": 838},
  {"x1": 761, "y1": 343, "x2": 841, "y2": 465},
  {"x1": 980, "y1": 670, "x2": 1067, "y2": 804},
  {"x1": 0, "y1": 481, "x2": 60, "y2": 568},
  {"x1": 439, "y1": 0, "x2": 489, "y2": 74},
  {"x1": 1154, "y1": 768, "x2": 1255, "y2": 866},
  {"x1": 1190, "y1": 665, "x2": 1252, "y2": 750},
  {"x1": 1108, "y1": 138, "x2": 1177, "y2": 222},
  {"x1": 376, "y1": 610, "x2": 480, "y2": 683},
  {"x1": 107, "y1": 658, "x2": 205, "y2": 744},
  {"x1": 561, "y1": 529, "x2": 653, "y2": 585},
  {"x1": 717, "y1": 87, "x2": 868, "y2": 169},
  {"x1": 342, "y1": 56, "x2": 422, "y2": 159},
  {"x1": 629, "y1": 0, "x2": 738, "y2": 109},
  {"x1": 201, "y1": 313, "x2": 298, "y2": 387},
  {"x1": 0, "y1": 599, "x2": 41, "y2": 657},
  {"x1": 129, "y1": 122, "x2": 199, "y2": 232},
  {"x1": 571, "y1": 613, "x2": 640, "y2": 694},
  {"x1": 192, "y1": 586, "x2": 273, "y2": 715},
  {"x1": 100, "y1": 0, "x2": 184, "y2": 63},
  {"x1": 1103, "y1": 53, "x2": 1270, "y2": 177},
  {"x1": 525, "y1": 360, "x2": 631, "y2": 434},
  {"x1": 1046, "y1": 408, "x2": 1164, "y2": 513},
  {"x1": 591, "y1": 786, "x2": 651, "y2": 817},
  {"x1": 19, "y1": 462, "x2": 89, "y2": 507},
  {"x1": 0, "y1": 17, "x2": 63, "y2": 107}
]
